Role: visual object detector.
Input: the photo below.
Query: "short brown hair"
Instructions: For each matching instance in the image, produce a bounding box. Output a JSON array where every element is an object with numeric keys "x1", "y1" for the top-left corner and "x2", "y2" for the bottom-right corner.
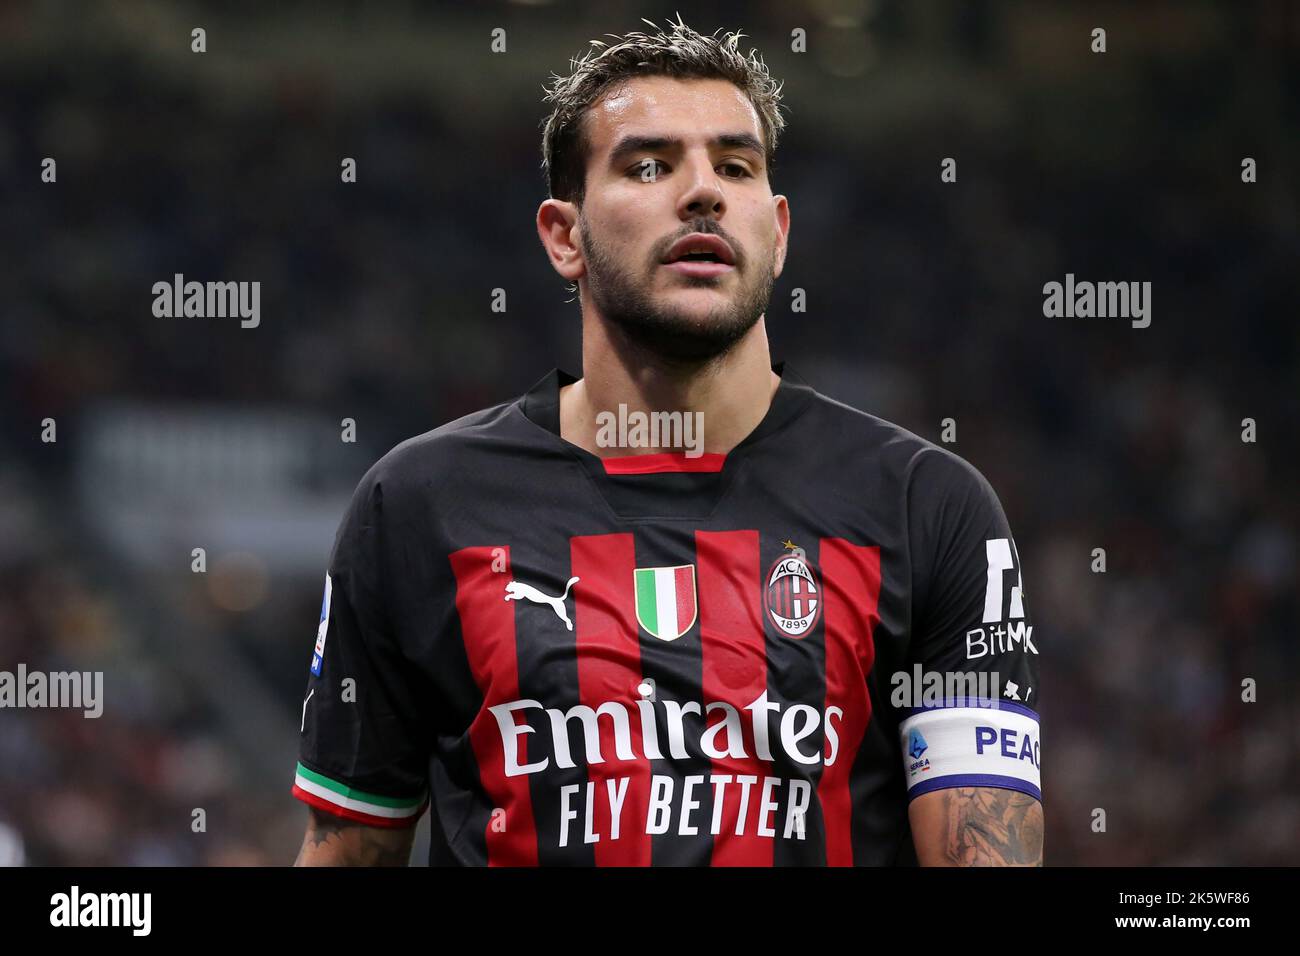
[{"x1": 541, "y1": 15, "x2": 787, "y2": 205}]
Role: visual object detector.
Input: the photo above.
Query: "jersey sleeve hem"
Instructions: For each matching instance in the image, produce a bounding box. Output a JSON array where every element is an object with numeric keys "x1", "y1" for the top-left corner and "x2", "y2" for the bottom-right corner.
[
  {"x1": 292, "y1": 761, "x2": 428, "y2": 829},
  {"x1": 904, "y1": 775, "x2": 1042, "y2": 803}
]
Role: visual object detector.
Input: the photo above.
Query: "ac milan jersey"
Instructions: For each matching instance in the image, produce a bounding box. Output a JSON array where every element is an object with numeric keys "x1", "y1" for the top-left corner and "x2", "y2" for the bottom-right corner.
[{"x1": 293, "y1": 364, "x2": 1041, "y2": 866}]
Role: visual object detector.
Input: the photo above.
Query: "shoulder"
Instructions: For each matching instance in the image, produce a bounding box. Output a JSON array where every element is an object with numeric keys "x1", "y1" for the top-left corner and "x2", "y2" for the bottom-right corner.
[
  {"x1": 797, "y1": 383, "x2": 994, "y2": 499},
  {"x1": 346, "y1": 395, "x2": 526, "y2": 510}
]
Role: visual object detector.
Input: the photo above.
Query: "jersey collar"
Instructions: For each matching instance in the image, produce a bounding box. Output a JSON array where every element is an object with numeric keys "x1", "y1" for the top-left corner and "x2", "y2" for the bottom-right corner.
[{"x1": 519, "y1": 362, "x2": 815, "y2": 476}]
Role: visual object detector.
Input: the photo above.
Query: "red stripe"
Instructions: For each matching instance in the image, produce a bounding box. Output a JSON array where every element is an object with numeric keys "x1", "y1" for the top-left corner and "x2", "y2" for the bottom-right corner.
[
  {"x1": 673, "y1": 565, "x2": 695, "y2": 632},
  {"x1": 450, "y1": 546, "x2": 539, "y2": 866},
  {"x1": 696, "y1": 530, "x2": 773, "y2": 866},
  {"x1": 817, "y1": 539, "x2": 881, "y2": 866},
  {"x1": 291, "y1": 784, "x2": 426, "y2": 829},
  {"x1": 571, "y1": 534, "x2": 652, "y2": 866},
  {"x1": 601, "y1": 452, "x2": 726, "y2": 475}
]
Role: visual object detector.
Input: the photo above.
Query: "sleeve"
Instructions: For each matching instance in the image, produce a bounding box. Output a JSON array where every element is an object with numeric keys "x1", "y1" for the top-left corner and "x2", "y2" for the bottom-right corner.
[
  {"x1": 897, "y1": 446, "x2": 1041, "y2": 804},
  {"x1": 292, "y1": 466, "x2": 432, "y2": 828}
]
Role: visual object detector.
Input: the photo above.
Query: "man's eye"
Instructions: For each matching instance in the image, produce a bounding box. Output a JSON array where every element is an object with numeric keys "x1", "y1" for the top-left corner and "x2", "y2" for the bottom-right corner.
[{"x1": 719, "y1": 163, "x2": 752, "y2": 179}]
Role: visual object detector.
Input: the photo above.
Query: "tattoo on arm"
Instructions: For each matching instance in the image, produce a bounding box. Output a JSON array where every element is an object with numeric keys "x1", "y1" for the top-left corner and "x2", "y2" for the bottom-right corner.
[
  {"x1": 293, "y1": 808, "x2": 414, "y2": 866},
  {"x1": 934, "y1": 787, "x2": 1043, "y2": 866}
]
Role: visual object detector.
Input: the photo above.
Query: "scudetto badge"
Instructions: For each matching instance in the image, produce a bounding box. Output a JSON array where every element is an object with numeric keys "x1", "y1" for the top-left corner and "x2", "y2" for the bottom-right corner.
[{"x1": 764, "y1": 549, "x2": 821, "y2": 637}]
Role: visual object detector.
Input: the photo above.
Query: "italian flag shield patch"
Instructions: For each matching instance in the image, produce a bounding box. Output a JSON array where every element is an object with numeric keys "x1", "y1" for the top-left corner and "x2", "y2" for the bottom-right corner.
[{"x1": 634, "y1": 565, "x2": 698, "y2": 641}]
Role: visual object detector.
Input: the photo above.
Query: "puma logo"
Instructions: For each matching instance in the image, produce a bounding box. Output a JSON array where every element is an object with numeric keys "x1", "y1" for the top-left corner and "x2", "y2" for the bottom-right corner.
[{"x1": 504, "y1": 576, "x2": 580, "y2": 631}]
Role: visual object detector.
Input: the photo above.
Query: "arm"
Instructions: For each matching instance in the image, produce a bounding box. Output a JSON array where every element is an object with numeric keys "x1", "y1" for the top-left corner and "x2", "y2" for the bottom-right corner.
[
  {"x1": 909, "y1": 786, "x2": 1043, "y2": 866},
  {"x1": 901, "y1": 449, "x2": 1044, "y2": 866},
  {"x1": 293, "y1": 807, "x2": 416, "y2": 866},
  {"x1": 293, "y1": 471, "x2": 433, "y2": 865}
]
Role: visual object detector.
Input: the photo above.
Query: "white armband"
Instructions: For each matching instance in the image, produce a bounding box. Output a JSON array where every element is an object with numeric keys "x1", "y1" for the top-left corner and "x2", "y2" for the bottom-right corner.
[{"x1": 900, "y1": 699, "x2": 1041, "y2": 801}]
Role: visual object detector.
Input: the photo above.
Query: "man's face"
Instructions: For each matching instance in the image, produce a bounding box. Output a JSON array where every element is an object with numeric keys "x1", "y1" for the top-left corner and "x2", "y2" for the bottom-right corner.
[{"x1": 569, "y1": 75, "x2": 790, "y2": 362}]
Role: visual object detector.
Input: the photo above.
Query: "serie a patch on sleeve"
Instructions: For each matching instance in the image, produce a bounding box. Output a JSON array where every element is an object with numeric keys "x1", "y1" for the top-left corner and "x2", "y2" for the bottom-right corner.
[
  {"x1": 899, "y1": 700, "x2": 1041, "y2": 801},
  {"x1": 310, "y1": 572, "x2": 332, "y2": 676}
]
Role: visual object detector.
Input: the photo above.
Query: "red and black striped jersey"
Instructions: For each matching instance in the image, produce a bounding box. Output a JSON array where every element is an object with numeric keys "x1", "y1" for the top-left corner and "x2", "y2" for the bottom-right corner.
[{"x1": 293, "y1": 364, "x2": 1041, "y2": 865}]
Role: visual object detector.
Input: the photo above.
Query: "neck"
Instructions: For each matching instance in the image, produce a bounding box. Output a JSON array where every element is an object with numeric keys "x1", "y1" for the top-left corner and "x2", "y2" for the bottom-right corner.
[{"x1": 559, "y1": 311, "x2": 781, "y2": 459}]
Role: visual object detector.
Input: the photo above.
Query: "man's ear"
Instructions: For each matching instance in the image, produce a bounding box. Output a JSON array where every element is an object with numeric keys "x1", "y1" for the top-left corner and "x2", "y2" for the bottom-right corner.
[
  {"x1": 771, "y1": 194, "x2": 791, "y2": 279},
  {"x1": 537, "y1": 199, "x2": 585, "y2": 281}
]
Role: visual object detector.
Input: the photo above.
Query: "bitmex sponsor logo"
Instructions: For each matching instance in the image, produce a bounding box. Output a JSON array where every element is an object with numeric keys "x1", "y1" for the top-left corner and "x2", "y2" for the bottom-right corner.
[
  {"x1": 489, "y1": 689, "x2": 844, "y2": 777},
  {"x1": 966, "y1": 620, "x2": 1037, "y2": 660},
  {"x1": 0, "y1": 665, "x2": 102, "y2": 718},
  {"x1": 50, "y1": 886, "x2": 151, "y2": 936}
]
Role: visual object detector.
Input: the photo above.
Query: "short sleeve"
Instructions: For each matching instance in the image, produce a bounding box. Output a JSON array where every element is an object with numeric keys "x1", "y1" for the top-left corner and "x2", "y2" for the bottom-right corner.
[
  {"x1": 292, "y1": 468, "x2": 432, "y2": 827},
  {"x1": 897, "y1": 447, "x2": 1041, "y2": 804}
]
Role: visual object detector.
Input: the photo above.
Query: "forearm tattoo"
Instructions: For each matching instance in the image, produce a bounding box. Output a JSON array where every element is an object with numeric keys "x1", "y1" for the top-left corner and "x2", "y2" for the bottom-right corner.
[
  {"x1": 294, "y1": 808, "x2": 413, "y2": 866},
  {"x1": 935, "y1": 787, "x2": 1043, "y2": 866}
]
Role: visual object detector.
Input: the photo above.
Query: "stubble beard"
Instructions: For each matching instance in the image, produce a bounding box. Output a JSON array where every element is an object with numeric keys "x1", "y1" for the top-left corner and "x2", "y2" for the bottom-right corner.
[{"x1": 579, "y1": 218, "x2": 777, "y2": 364}]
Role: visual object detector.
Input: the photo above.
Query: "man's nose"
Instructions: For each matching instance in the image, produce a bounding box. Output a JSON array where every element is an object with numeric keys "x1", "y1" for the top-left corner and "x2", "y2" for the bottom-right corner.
[{"x1": 676, "y1": 157, "x2": 726, "y2": 220}]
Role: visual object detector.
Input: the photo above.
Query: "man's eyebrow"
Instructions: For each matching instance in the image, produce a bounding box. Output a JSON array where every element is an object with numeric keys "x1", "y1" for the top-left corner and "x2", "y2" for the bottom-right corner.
[
  {"x1": 607, "y1": 132, "x2": 765, "y2": 166},
  {"x1": 714, "y1": 132, "x2": 765, "y2": 157},
  {"x1": 608, "y1": 134, "x2": 674, "y2": 165}
]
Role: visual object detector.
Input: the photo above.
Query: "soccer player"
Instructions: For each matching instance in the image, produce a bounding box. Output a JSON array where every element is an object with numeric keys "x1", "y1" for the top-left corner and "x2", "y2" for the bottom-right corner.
[{"x1": 293, "y1": 17, "x2": 1042, "y2": 867}]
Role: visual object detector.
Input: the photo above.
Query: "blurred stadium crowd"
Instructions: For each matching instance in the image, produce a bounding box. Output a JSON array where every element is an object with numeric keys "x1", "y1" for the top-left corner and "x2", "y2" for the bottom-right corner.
[{"x1": 0, "y1": 1, "x2": 1296, "y2": 864}]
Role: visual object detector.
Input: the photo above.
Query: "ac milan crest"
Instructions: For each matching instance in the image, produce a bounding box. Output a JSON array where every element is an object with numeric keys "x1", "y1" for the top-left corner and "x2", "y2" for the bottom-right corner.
[{"x1": 764, "y1": 547, "x2": 821, "y2": 637}]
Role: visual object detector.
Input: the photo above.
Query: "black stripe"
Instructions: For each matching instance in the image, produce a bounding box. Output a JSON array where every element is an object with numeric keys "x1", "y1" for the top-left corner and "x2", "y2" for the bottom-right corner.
[
  {"x1": 510, "y1": 537, "x2": 595, "y2": 866},
  {"x1": 764, "y1": 538, "x2": 830, "y2": 866}
]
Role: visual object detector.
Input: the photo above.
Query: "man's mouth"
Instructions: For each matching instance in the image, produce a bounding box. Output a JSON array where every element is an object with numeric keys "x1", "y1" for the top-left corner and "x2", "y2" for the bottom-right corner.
[
  {"x1": 663, "y1": 256, "x2": 735, "y2": 278},
  {"x1": 662, "y1": 234, "x2": 737, "y2": 278}
]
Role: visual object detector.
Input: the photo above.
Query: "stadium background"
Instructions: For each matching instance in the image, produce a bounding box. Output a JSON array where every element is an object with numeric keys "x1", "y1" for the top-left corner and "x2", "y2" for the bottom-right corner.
[{"x1": 0, "y1": 0, "x2": 1296, "y2": 865}]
